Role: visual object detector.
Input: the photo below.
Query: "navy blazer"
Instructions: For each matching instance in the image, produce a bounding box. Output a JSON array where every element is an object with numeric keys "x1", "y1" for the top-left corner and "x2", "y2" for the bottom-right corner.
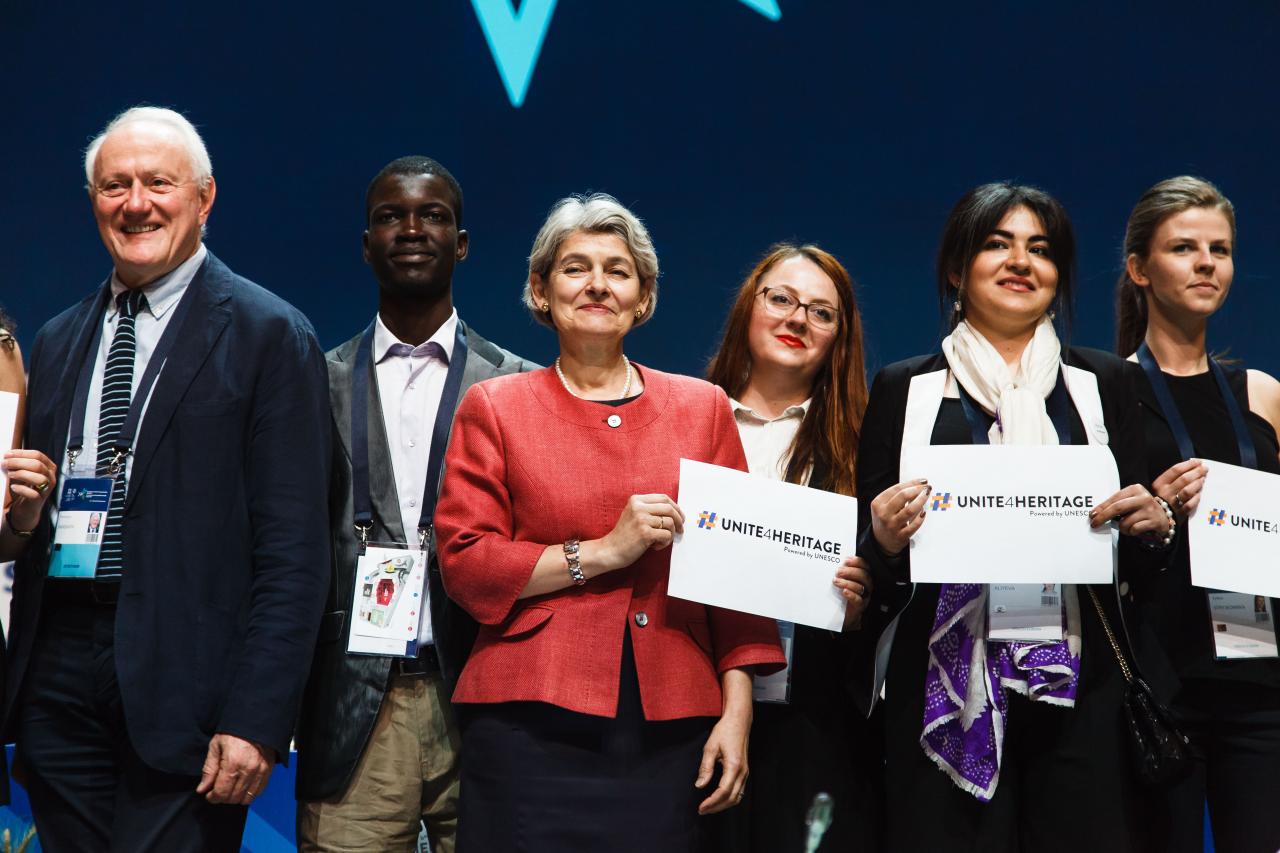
[{"x1": 3, "y1": 251, "x2": 331, "y2": 790}]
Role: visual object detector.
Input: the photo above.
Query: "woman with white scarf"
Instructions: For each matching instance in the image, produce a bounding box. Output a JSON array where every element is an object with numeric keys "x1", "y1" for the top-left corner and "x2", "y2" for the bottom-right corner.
[{"x1": 854, "y1": 183, "x2": 1172, "y2": 852}]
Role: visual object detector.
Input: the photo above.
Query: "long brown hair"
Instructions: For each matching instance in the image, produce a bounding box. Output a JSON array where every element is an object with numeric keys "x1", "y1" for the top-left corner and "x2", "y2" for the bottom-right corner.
[
  {"x1": 1115, "y1": 176, "x2": 1236, "y2": 356},
  {"x1": 705, "y1": 244, "x2": 868, "y2": 497}
]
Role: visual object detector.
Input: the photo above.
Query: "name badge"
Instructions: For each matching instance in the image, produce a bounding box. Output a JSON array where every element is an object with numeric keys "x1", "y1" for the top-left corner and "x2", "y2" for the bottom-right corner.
[
  {"x1": 48, "y1": 477, "x2": 114, "y2": 578},
  {"x1": 1209, "y1": 591, "x2": 1278, "y2": 659},
  {"x1": 753, "y1": 620, "x2": 796, "y2": 704},
  {"x1": 346, "y1": 544, "x2": 427, "y2": 658},
  {"x1": 987, "y1": 583, "x2": 1065, "y2": 642}
]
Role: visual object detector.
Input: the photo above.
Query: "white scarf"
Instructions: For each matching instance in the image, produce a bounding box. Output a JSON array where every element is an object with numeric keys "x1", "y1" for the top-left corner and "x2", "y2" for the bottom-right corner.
[{"x1": 941, "y1": 317, "x2": 1062, "y2": 445}]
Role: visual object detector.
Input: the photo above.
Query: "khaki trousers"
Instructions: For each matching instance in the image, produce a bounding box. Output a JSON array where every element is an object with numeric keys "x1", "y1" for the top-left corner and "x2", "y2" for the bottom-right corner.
[{"x1": 298, "y1": 672, "x2": 460, "y2": 853}]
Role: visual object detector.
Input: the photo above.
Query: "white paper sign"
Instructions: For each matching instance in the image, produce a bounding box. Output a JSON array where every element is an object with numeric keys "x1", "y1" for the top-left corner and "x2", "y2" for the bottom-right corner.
[
  {"x1": 900, "y1": 445, "x2": 1119, "y2": 584},
  {"x1": 1190, "y1": 460, "x2": 1280, "y2": 599},
  {"x1": 669, "y1": 459, "x2": 855, "y2": 631},
  {"x1": 0, "y1": 391, "x2": 17, "y2": 502}
]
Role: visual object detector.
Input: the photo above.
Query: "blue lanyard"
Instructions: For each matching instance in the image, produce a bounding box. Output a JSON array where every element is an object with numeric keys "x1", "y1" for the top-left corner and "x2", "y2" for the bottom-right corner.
[
  {"x1": 956, "y1": 368, "x2": 1072, "y2": 446},
  {"x1": 1136, "y1": 342, "x2": 1257, "y2": 470},
  {"x1": 67, "y1": 280, "x2": 200, "y2": 475},
  {"x1": 350, "y1": 320, "x2": 469, "y2": 548}
]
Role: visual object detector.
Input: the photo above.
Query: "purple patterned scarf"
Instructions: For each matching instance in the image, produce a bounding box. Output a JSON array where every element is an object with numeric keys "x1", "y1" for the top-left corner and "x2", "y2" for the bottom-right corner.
[{"x1": 921, "y1": 583, "x2": 1081, "y2": 801}]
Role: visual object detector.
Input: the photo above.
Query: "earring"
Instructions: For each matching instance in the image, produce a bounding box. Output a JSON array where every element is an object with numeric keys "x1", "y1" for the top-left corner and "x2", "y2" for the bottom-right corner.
[
  {"x1": 1047, "y1": 309, "x2": 1057, "y2": 321},
  {"x1": 635, "y1": 307, "x2": 643, "y2": 319},
  {"x1": 952, "y1": 300, "x2": 962, "y2": 316},
  {"x1": 541, "y1": 303, "x2": 551, "y2": 313}
]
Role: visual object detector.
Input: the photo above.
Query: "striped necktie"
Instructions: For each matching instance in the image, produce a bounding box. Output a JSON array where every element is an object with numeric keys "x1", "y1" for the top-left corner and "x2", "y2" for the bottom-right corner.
[{"x1": 95, "y1": 289, "x2": 147, "y2": 580}]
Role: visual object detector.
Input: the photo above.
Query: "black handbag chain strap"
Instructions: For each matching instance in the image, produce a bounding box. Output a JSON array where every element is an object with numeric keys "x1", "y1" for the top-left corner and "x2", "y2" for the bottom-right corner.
[{"x1": 1085, "y1": 586, "x2": 1134, "y2": 684}]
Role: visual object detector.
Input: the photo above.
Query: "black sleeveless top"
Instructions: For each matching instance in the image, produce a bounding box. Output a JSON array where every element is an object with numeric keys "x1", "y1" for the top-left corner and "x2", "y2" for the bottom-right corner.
[{"x1": 1133, "y1": 363, "x2": 1280, "y2": 688}]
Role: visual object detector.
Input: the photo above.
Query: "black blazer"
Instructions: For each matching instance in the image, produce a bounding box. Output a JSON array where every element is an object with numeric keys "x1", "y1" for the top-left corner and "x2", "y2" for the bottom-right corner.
[
  {"x1": 294, "y1": 320, "x2": 535, "y2": 802},
  {"x1": 3, "y1": 252, "x2": 332, "y2": 796},
  {"x1": 852, "y1": 347, "x2": 1159, "y2": 712}
]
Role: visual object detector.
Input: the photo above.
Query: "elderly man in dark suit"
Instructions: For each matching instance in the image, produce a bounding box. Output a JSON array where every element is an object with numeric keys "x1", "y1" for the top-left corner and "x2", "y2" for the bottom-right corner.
[
  {"x1": 0, "y1": 106, "x2": 331, "y2": 851},
  {"x1": 294, "y1": 156, "x2": 534, "y2": 852}
]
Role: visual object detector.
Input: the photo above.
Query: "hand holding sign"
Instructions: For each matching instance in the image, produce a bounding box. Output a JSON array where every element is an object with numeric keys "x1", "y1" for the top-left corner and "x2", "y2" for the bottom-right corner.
[
  {"x1": 1153, "y1": 458, "x2": 1209, "y2": 517},
  {"x1": 833, "y1": 556, "x2": 873, "y2": 630},
  {"x1": 601, "y1": 494, "x2": 685, "y2": 569},
  {"x1": 1089, "y1": 483, "x2": 1173, "y2": 539},
  {"x1": 869, "y1": 480, "x2": 931, "y2": 556}
]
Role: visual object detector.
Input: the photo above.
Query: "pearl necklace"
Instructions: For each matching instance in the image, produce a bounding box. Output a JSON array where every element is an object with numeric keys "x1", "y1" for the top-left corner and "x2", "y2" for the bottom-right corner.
[{"x1": 555, "y1": 355, "x2": 633, "y2": 400}]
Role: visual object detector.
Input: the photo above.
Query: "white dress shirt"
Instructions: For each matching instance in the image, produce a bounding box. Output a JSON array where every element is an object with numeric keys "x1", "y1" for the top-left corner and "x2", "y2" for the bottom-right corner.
[
  {"x1": 729, "y1": 396, "x2": 812, "y2": 483},
  {"x1": 372, "y1": 309, "x2": 458, "y2": 646},
  {"x1": 62, "y1": 244, "x2": 207, "y2": 484}
]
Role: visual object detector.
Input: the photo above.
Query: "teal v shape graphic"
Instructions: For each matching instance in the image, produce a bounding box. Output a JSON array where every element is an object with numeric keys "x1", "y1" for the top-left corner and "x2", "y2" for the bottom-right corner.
[
  {"x1": 736, "y1": 0, "x2": 781, "y2": 20},
  {"x1": 471, "y1": 0, "x2": 781, "y2": 108},
  {"x1": 469, "y1": 0, "x2": 558, "y2": 109}
]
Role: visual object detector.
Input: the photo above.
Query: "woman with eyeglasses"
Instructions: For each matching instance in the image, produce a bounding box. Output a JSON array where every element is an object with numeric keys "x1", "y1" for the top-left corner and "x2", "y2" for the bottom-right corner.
[
  {"x1": 699, "y1": 244, "x2": 883, "y2": 853},
  {"x1": 1115, "y1": 176, "x2": 1280, "y2": 853},
  {"x1": 856, "y1": 183, "x2": 1172, "y2": 851}
]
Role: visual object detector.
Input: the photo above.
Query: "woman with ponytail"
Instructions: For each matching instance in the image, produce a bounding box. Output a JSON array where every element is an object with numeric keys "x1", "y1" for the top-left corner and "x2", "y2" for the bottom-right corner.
[
  {"x1": 701, "y1": 244, "x2": 883, "y2": 852},
  {"x1": 856, "y1": 183, "x2": 1170, "y2": 851},
  {"x1": 1117, "y1": 176, "x2": 1280, "y2": 853}
]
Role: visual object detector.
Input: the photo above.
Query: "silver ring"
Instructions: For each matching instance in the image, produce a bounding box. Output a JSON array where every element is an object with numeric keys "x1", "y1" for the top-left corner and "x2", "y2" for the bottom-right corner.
[{"x1": 1173, "y1": 492, "x2": 1184, "y2": 509}]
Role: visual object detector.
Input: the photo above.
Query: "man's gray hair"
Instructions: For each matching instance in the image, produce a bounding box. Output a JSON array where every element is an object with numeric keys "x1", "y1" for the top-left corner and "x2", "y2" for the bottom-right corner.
[
  {"x1": 523, "y1": 193, "x2": 660, "y2": 329},
  {"x1": 83, "y1": 106, "x2": 214, "y2": 192}
]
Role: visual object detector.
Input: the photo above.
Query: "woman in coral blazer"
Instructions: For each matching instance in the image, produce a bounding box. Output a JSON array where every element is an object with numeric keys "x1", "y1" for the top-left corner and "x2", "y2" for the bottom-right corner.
[{"x1": 434, "y1": 194, "x2": 784, "y2": 852}]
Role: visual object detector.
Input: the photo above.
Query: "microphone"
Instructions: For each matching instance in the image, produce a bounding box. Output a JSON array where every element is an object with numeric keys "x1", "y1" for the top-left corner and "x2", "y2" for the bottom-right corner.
[{"x1": 803, "y1": 792, "x2": 833, "y2": 853}]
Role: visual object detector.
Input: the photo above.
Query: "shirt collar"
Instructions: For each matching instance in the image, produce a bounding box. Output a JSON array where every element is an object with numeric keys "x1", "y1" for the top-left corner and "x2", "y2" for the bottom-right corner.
[
  {"x1": 373, "y1": 308, "x2": 459, "y2": 364},
  {"x1": 109, "y1": 243, "x2": 207, "y2": 320},
  {"x1": 729, "y1": 396, "x2": 811, "y2": 424}
]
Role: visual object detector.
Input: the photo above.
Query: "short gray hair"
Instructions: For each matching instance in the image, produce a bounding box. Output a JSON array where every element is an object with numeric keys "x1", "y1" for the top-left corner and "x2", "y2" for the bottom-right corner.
[
  {"x1": 84, "y1": 106, "x2": 213, "y2": 192},
  {"x1": 523, "y1": 193, "x2": 660, "y2": 329}
]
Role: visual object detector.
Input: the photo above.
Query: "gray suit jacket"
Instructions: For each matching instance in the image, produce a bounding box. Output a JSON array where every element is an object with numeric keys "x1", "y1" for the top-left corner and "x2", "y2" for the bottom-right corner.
[{"x1": 295, "y1": 318, "x2": 535, "y2": 801}]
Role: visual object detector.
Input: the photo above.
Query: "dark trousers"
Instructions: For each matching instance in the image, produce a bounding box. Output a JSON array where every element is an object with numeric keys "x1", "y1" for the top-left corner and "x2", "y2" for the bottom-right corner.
[
  {"x1": 14, "y1": 595, "x2": 248, "y2": 853},
  {"x1": 882, "y1": 585, "x2": 1153, "y2": 853},
  {"x1": 1151, "y1": 680, "x2": 1280, "y2": 853}
]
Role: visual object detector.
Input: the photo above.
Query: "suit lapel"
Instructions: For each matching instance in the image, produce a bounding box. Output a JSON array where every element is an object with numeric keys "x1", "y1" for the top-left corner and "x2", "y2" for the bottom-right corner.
[
  {"x1": 125, "y1": 253, "x2": 232, "y2": 509},
  {"x1": 458, "y1": 321, "x2": 504, "y2": 408},
  {"x1": 327, "y1": 339, "x2": 357, "y2": 470},
  {"x1": 49, "y1": 286, "x2": 111, "y2": 470},
  {"x1": 366, "y1": 356, "x2": 407, "y2": 544}
]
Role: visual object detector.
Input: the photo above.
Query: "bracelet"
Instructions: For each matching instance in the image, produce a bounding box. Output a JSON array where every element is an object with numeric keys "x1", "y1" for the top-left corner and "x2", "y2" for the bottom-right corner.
[
  {"x1": 564, "y1": 538, "x2": 585, "y2": 586},
  {"x1": 1141, "y1": 496, "x2": 1176, "y2": 550},
  {"x1": 4, "y1": 510, "x2": 34, "y2": 538}
]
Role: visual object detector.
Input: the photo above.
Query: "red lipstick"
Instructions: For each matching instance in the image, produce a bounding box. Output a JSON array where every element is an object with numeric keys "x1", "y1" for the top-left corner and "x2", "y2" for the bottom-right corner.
[{"x1": 776, "y1": 335, "x2": 805, "y2": 349}]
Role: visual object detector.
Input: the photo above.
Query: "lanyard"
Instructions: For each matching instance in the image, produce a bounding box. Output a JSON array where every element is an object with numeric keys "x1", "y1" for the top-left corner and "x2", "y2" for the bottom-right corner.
[
  {"x1": 1136, "y1": 342, "x2": 1257, "y2": 470},
  {"x1": 956, "y1": 368, "x2": 1072, "y2": 446},
  {"x1": 67, "y1": 282, "x2": 199, "y2": 475},
  {"x1": 351, "y1": 320, "x2": 469, "y2": 548}
]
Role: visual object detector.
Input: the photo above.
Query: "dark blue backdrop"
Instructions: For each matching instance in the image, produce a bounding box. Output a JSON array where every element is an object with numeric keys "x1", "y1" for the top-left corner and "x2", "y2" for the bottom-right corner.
[{"x1": 5, "y1": 1, "x2": 1278, "y2": 380}]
